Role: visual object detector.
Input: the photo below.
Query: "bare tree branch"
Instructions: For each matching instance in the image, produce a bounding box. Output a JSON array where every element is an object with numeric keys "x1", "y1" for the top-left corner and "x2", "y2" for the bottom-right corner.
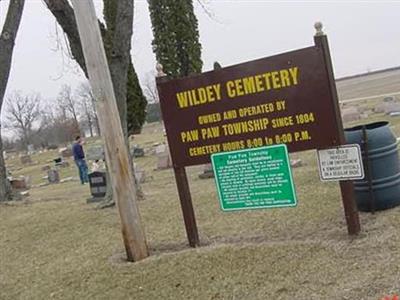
[
  {"x1": 195, "y1": 0, "x2": 221, "y2": 23},
  {"x1": 42, "y1": 0, "x2": 88, "y2": 76},
  {"x1": 142, "y1": 72, "x2": 159, "y2": 103},
  {"x1": 5, "y1": 91, "x2": 41, "y2": 149},
  {"x1": 76, "y1": 82, "x2": 99, "y2": 136},
  {"x1": 57, "y1": 84, "x2": 80, "y2": 132}
]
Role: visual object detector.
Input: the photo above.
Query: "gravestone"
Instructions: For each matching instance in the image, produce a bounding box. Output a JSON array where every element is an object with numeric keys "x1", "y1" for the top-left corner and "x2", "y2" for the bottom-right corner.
[
  {"x1": 134, "y1": 164, "x2": 146, "y2": 184},
  {"x1": 341, "y1": 106, "x2": 360, "y2": 123},
  {"x1": 156, "y1": 145, "x2": 172, "y2": 170},
  {"x1": 56, "y1": 161, "x2": 70, "y2": 168},
  {"x1": 155, "y1": 144, "x2": 166, "y2": 155},
  {"x1": 86, "y1": 145, "x2": 105, "y2": 161},
  {"x1": 47, "y1": 169, "x2": 60, "y2": 183},
  {"x1": 20, "y1": 191, "x2": 30, "y2": 197},
  {"x1": 357, "y1": 105, "x2": 368, "y2": 114},
  {"x1": 27, "y1": 144, "x2": 35, "y2": 154},
  {"x1": 374, "y1": 103, "x2": 386, "y2": 113},
  {"x1": 290, "y1": 159, "x2": 303, "y2": 168},
  {"x1": 199, "y1": 164, "x2": 214, "y2": 179},
  {"x1": 131, "y1": 146, "x2": 145, "y2": 158},
  {"x1": 384, "y1": 103, "x2": 400, "y2": 115},
  {"x1": 60, "y1": 147, "x2": 73, "y2": 158},
  {"x1": 20, "y1": 155, "x2": 32, "y2": 165},
  {"x1": 88, "y1": 171, "x2": 107, "y2": 198},
  {"x1": 60, "y1": 177, "x2": 75, "y2": 183},
  {"x1": 383, "y1": 96, "x2": 395, "y2": 102},
  {"x1": 42, "y1": 165, "x2": 51, "y2": 172},
  {"x1": 10, "y1": 177, "x2": 27, "y2": 190}
]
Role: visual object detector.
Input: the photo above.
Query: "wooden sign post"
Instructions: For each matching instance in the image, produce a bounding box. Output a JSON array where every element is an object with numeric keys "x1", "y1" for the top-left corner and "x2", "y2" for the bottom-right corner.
[
  {"x1": 157, "y1": 22, "x2": 361, "y2": 246},
  {"x1": 72, "y1": 0, "x2": 149, "y2": 261},
  {"x1": 313, "y1": 22, "x2": 360, "y2": 235}
]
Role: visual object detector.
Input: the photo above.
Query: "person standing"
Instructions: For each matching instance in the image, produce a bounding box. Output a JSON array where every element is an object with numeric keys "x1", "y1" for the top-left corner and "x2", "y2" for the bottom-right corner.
[{"x1": 72, "y1": 136, "x2": 89, "y2": 184}]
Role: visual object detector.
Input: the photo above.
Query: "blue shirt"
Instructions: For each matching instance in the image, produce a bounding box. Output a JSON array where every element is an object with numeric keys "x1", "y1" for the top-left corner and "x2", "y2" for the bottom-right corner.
[{"x1": 72, "y1": 142, "x2": 85, "y2": 160}]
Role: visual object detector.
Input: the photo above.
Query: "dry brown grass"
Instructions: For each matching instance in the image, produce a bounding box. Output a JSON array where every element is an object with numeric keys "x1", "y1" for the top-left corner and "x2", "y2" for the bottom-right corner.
[{"x1": 1, "y1": 121, "x2": 399, "y2": 300}]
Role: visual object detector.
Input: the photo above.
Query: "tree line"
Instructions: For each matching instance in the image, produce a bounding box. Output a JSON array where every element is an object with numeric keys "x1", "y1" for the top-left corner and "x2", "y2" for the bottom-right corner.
[
  {"x1": 1, "y1": 0, "x2": 204, "y2": 203},
  {"x1": 3, "y1": 79, "x2": 163, "y2": 152},
  {"x1": 3, "y1": 83, "x2": 98, "y2": 151}
]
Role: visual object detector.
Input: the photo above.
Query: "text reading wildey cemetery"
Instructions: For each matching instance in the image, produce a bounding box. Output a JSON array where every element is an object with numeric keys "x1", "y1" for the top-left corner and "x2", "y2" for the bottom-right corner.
[{"x1": 158, "y1": 46, "x2": 340, "y2": 167}]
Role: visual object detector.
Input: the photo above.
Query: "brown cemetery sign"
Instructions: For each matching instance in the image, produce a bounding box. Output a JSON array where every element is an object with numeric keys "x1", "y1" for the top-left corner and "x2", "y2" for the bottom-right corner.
[{"x1": 156, "y1": 27, "x2": 360, "y2": 247}]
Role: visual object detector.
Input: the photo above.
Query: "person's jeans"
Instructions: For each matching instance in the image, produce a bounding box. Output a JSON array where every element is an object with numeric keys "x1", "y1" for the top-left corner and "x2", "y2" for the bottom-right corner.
[{"x1": 75, "y1": 159, "x2": 89, "y2": 184}]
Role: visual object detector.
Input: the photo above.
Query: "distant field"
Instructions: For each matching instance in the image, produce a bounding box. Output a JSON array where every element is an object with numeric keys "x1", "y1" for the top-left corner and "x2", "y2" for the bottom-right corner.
[{"x1": 336, "y1": 67, "x2": 400, "y2": 101}]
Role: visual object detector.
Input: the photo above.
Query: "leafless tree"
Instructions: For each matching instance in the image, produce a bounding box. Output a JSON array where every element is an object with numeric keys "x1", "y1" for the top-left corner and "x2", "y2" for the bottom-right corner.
[
  {"x1": 143, "y1": 72, "x2": 159, "y2": 103},
  {"x1": 57, "y1": 84, "x2": 80, "y2": 133},
  {"x1": 4, "y1": 91, "x2": 42, "y2": 150},
  {"x1": 0, "y1": 0, "x2": 25, "y2": 201},
  {"x1": 76, "y1": 82, "x2": 99, "y2": 137},
  {"x1": 34, "y1": 104, "x2": 77, "y2": 148},
  {"x1": 43, "y1": 0, "x2": 134, "y2": 138}
]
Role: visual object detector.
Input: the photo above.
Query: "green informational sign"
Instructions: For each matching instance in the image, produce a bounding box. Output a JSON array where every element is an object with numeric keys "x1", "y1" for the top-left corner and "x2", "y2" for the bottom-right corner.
[{"x1": 211, "y1": 144, "x2": 297, "y2": 211}]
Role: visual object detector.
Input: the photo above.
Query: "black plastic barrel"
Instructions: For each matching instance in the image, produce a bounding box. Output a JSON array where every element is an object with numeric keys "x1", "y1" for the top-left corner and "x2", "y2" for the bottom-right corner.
[{"x1": 345, "y1": 121, "x2": 400, "y2": 211}]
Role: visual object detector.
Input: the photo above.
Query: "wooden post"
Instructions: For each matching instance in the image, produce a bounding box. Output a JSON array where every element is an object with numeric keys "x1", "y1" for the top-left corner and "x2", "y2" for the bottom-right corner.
[
  {"x1": 314, "y1": 22, "x2": 361, "y2": 235},
  {"x1": 156, "y1": 64, "x2": 200, "y2": 247},
  {"x1": 173, "y1": 166, "x2": 200, "y2": 247},
  {"x1": 71, "y1": 0, "x2": 149, "y2": 261}
]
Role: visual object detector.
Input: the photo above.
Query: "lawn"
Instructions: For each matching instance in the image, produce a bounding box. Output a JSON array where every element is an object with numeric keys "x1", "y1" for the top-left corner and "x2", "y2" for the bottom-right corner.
[{"x1": 1, "y1": 120, "x2": 399, "y2": 300}]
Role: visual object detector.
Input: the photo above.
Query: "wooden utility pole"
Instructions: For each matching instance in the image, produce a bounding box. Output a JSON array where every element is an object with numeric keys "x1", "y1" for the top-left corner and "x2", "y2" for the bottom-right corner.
[{"x1": 71, "y1": 0, "x2": 149, "y2": 261}]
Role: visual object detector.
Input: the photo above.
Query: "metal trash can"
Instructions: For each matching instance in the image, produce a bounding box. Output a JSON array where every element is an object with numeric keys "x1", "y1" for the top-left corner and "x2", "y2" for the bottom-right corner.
[
  {"x1": 88, "y1": 171, "x2": 107, "y2": 198},
  {"x1": 345, "y1": 121, "x2": 400, "y2": 211}
]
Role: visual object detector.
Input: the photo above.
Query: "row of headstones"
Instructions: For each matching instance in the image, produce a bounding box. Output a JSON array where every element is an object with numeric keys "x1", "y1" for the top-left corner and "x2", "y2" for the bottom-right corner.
[
  {"x1": 341, "y1": 98, "x2": 400, "y2": 123},
  {"x1": 17, "y1": 147, "x2": 73, "y2": 166},
  {"x1": 85, "y1": 143, "x2": 172, "y2": 170}
]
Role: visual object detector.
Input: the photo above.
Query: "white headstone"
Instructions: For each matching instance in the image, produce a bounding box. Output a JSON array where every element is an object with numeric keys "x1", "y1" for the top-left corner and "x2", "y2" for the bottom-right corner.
[{"x1": 341, "y1": 107, "x2": 360, "y2": 123}]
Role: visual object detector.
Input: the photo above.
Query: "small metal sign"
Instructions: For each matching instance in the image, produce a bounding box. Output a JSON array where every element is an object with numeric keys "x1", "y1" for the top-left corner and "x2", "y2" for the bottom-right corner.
[
  {"x1": 317, "y1": 144, "x2": 364, "y2": 181},
  {"x1": 211, "y1": 144, "x2": 297, "y2": 211}
]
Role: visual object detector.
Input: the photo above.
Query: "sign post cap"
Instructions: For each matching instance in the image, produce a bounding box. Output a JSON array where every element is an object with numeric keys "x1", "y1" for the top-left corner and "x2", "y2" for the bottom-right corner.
[
  {"x1": 314, "y1": 21, "x2": 324, "y2": 36},
  {"x1": 156, "y1": 62, "x2": 166, "y2": 77}
]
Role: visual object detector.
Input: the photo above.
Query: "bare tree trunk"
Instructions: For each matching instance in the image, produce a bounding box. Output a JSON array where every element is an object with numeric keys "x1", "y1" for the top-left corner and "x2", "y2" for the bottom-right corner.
[
  {"x1": 0, "y1": 127, "x2": 12, "y2": 202},
  {"x1": 88, "y1": 116, "x2": 94, "y2": 137},
  {"x1": 0, "y1": 0, "x2": 26, "y2": 202},
  {"x1": 82, "y1": 100, "x2": 94, "y2": 137},
  {"x1": 89, "y1": 93, "x2": 101, "y2": 136},
  {"x1": 42, "y1": 0, "x2": 87, "y2": 75},
  {"x1": 71, "y1": 111, "x2": 80, "y2": 133},
  {"x1": 94, "y1": 112, "x2": 100, "y2": 136}
]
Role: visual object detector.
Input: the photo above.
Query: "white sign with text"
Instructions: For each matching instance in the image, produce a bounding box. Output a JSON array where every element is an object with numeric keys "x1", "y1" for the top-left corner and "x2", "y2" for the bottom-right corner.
[{"x1": 317, "y1": 145, "x2": 364, "y2": 181}]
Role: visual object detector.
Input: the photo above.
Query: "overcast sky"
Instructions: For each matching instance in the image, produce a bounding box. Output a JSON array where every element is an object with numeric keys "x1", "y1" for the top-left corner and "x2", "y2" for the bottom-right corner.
[{"x1": 1, "y1": 0, "x2": 399, "y2": 103}]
